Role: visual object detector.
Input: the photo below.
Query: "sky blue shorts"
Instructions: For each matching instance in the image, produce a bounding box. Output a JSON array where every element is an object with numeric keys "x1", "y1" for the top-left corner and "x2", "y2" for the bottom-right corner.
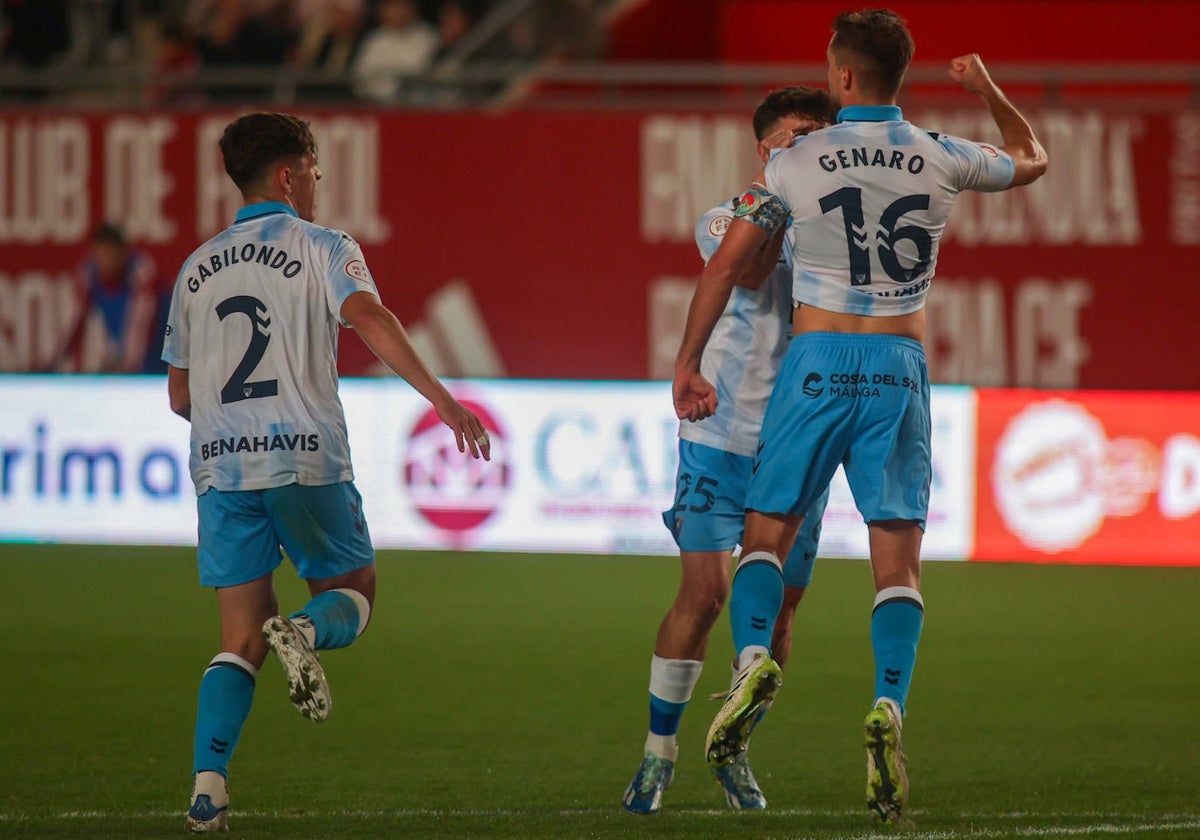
[
  {"x1": 196, "y1": 481, "x2": 375, "y2": 588},
  {"x1": 746, "y1": 332, "x2": 931, "y2": 529},
  {"x1": 663, "y1": 439, "x2": 828, "y2": 587}
]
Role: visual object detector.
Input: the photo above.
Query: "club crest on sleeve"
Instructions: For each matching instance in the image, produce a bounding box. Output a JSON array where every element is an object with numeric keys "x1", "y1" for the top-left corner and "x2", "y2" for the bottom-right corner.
[{"x1": 344, "y1": 259, "x2": 371, "y2": 284}]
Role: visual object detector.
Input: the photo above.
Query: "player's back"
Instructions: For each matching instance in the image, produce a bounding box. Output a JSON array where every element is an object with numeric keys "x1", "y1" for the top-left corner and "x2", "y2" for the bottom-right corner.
[
  {"x1": 166, "y1": 204, "x2": 366, "y2": 493},
  {"x1": 766, "y1": 109, "x2": 1013, "y2": 316}
]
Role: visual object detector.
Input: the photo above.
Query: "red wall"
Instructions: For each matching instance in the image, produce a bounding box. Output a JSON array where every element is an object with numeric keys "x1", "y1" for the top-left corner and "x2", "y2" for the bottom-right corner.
[
  {"x1": 607, "y1": 0, "x2": 723, "y2": 61},
  {"x1": 1, "y1": 106, "x2": 1197, "y2": 389},
  {"x1": 609, "y1": 1, "x2": 1200, "y2": 64}
]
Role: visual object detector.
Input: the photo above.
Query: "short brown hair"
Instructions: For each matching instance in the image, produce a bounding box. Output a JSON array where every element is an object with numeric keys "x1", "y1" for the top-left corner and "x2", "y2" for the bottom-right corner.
[
  {"x1": 752, "y1": 85, "x2": 833, "y2": 140},
  {"x1": 92, "y1": 222, "x2": 127, "y2": 245},
  {"x1": 219, "y1": 112, "x2": 317, "y2": 193},
  {"x1": 830, "y1": 9, "x2": 914, "y2": 100}
]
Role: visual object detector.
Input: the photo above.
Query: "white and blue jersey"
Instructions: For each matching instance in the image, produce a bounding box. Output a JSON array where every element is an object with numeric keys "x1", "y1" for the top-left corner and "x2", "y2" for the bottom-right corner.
[
  {"x1": 765, "y1": 105, "x2": 1015, "y2": 315},
  {"x1": 162, "y1": 201, "x2": 380, "y2": 495},
  {"x1": 679, "y1": 201, "x2": 794, "y2": 458},
  {"x1": 664, "y1": 199, "x2": 829, "y2": 572}
]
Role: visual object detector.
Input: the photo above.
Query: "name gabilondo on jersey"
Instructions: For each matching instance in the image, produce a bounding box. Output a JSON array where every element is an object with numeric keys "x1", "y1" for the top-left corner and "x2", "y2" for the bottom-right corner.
[
  {"x1": 201, "y1": 432, "x2": 320, "y2": 461},
  {"x1": 186, "y1": 242, "x2": 304, "y2": 293}
]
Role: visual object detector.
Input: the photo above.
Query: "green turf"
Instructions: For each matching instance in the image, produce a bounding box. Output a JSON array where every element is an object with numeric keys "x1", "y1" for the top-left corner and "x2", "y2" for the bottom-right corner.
[{"x1": 0, "y1": 544, "x2": 1197, "y2": 839}]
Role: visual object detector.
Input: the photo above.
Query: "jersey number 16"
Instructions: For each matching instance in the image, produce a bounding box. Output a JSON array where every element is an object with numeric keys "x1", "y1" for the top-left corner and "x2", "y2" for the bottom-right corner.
[{"x1": 819, "y1": 188, "x2": 933, "y2": 287}]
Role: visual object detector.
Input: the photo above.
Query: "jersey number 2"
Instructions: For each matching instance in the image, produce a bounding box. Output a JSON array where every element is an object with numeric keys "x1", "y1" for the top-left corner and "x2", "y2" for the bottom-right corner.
[
  {"x1": 216, "y1": 295, "x2": 279, "y2": 404},
  {"x1": 819, "y1": 188, "x2": 932, "y2": 286}
]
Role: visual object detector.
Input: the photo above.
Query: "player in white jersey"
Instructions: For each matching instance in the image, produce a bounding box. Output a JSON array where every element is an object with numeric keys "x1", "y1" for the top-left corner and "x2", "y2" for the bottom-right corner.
[
  {"x1": 623, "y1": 87, "x2": 833, "y2": 816},
  {"x1": 164, "y1": 112, "x2": 491, "y2": 834},
  {"x1": 673, "y1": 10, "x2": 1047, "y2": 823}
]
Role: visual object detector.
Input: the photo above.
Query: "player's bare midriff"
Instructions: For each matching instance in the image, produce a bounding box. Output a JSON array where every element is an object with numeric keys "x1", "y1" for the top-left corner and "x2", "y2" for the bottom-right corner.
[{"x1": 793, "y1": 303, "x2": 925, "y2": 342}]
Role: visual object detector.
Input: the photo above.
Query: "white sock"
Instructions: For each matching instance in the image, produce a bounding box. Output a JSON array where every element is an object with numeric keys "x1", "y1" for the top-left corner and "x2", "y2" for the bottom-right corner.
[
  {"x1": 205, "y1": 651, "x2": 258, "y2": 679},
  {"x1": 873, "y1": 586, "x2": 924, "y2": 610},
  {"x1": 644, "y1": 732, "x2": 679, "y2": 761},
  {"x1": 737, "y1": 645, "x2": 770, "y2": 671},
  {"x1": 873, "y1": 696, "x2": 903, "y2": 726},
  {"x1": 192, "y1": 770, "x2": 228, "y2": 807},
  {"x1": 644, "y1": 655, "x2": 702, "y2": 761}
]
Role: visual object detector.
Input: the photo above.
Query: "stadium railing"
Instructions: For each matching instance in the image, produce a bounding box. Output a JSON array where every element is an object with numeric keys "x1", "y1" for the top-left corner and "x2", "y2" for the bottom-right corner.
[{"x1": 0, "y1": 61, "x2": 1197, "y2": 111}]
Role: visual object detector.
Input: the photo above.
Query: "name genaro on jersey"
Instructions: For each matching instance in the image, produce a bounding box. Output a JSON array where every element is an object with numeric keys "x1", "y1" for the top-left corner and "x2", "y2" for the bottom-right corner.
[
  {"x1": 818, "y1": 146, "x2": 925, "y2": 174},
  {"x1": 186, "y1": 242, "x2": 304, "y2": 293}
]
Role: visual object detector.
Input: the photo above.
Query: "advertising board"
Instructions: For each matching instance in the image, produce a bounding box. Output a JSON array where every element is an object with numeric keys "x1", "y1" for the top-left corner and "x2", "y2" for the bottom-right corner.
[{"x1": 0, "y1": 376, "x2": 976, "y2": 560}]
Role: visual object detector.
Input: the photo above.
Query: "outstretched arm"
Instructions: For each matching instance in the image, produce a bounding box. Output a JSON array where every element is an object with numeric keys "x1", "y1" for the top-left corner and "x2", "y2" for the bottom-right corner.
[
  {"x1": 949, "y1": 53, "x2": 1048, "y2": 187},
  {"x1": 341, "y1": 290, "x2": 491, "y2": 460}
]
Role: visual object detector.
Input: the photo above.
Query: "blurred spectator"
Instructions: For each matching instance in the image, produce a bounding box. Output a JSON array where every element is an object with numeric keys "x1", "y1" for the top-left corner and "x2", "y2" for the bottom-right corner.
[
  {"x1": 185, "y1": 0, "x2": 289, "y2": 35},
  {"x1": 293, "y1": 0, "x2": 368, "y2": 99},
  {"x1": 430, "y1": 0, "x2": 480, "y2": 65},
  {"x1": 424, "y1": 0, "x2": 511, "y2": 103},
  {"x1": 194, "y1": 0, "x2": 292, "y2": 64},
  {"x1": 351, "y1": 0, "x2": 438, "y2": 103},
  {"x1": 147, "y1": 17, "x2": 204, "y2": 106},
  {"x1": 193, "y1": 0, "x2": 294, "y2": 100},
  {"x1": 1, "y1": 0, "x2": 71, "y2": 68},
  {"x1": 52, "y1": 223, "x2": 169, "y2": 374},
  {"x1": 523, "y1": 0, "x2": 606, "y2": 63}
]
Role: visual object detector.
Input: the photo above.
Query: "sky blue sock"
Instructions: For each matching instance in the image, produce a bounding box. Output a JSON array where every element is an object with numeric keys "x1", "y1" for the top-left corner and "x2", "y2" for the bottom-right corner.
[
  {"x1": 649, "y1": 695, "x2": 687, "y2": 736},
  {"x1": 729, "y1": 552, "x2": 784, "y2": 657},
  {"x1": 871, "y1": 588, "x2": 925, "y2": 715},
  {"x1": 291, "y1": 590, "x2": 360, "y2": 650},
  {"x1": 192, "y1": 656, "x2": 256, "y2": 777}
]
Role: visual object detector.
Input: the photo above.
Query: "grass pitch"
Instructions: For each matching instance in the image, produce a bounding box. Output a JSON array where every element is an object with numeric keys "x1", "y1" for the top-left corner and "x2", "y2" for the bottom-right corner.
[{"x1": 0, "y1": 544, "x2": 1197, "y2": 839}]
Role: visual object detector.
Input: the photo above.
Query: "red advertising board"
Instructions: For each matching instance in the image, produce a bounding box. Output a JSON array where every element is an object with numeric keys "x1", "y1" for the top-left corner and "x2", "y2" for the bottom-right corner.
[
  {"x1": 1, "y1": 106, "x2": 1198, "y2": 388},
  {"x1": 975, "y1": 389, "x2": 1200, "y2": 565}
]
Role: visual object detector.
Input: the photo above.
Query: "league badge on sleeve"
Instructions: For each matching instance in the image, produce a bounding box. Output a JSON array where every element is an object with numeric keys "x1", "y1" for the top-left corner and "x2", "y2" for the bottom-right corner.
[
  {"x1": 344, "y1": 259, "x2": 372, "y2": 285},
  {"x1": 735, "y1": 190, "x2": 763, "y2": 218},
  {"x1": 708, "y1": 214, "x2": 732, "y2": 238},
  {"x1": 731, "y1": 186, "x2": 787, "y2": 234}
]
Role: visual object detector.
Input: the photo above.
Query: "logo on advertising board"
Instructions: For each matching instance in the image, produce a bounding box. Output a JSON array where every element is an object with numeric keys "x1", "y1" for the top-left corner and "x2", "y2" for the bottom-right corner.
[
  {"x1": 401, "y1": 398, "x2": 509, "y2": 535},
  {"x1": 992, "y1": 400, "x2": 1159, "y2": 553}
]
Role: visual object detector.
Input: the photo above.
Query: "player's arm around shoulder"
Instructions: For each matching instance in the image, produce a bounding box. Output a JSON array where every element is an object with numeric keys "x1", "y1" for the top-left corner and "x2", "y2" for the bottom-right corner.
[
  {"x1": 695, "y1": 202, "x2": 781, "y2": 291},
  {"x1": 340, "y1": 290, "x2": 490, "y2": 460},
  {"x1": 950, "y1": 53, "x2": 1047, "y2": 187},
  {"x1": 674, "y1": 167, "x2": 784, "y2": 422},
  {"x1": 733, "y1": 224, "x2": 787, "y2": 291},
  {"x1": 711, "y1": 167, "x2": 786, "y2": 286}
]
